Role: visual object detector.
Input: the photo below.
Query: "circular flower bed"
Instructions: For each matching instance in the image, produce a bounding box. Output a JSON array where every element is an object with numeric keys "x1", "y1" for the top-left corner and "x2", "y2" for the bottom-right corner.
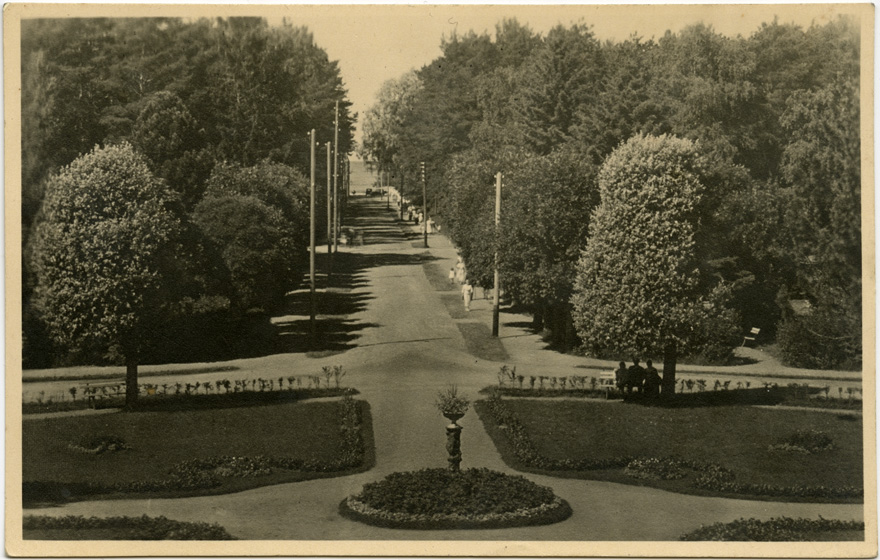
[{"x1": 339, "y1": 468, "x2": 571, "y2": 529}]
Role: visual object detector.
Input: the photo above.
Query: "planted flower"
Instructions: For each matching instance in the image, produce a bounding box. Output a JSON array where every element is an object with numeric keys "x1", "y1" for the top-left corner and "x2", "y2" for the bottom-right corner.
[{"x1": 436, "y1": 385, "x2": 470, "y2": 422}]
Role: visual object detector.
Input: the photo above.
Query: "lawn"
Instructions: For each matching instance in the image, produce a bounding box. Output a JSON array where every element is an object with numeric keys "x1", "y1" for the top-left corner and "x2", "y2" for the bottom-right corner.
[
  {"x1": 478, "y1": 398, "x2": 862, "y2": 501},
  {"x1": 23, "y1": 398, "x2": 373, "y2": 505}
]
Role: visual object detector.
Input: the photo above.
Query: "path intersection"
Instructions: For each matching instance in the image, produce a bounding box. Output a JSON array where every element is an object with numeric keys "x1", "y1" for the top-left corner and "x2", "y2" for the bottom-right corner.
[{"x1": 21, "y1": 196, "x2": 865, "y2": 543}]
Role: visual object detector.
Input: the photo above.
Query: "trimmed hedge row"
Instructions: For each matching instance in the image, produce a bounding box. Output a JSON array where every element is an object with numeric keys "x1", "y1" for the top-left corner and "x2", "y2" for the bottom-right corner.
[
  {"x1": 680, "y1": 517, "x2": 865, "y2": 541},
  {"x1": 23, "y1": 515, "x2": 235, "y2": 540},
  {"x1": 480, "y1": 395, "x2": 862, "y2": 500},
  {"x1": 339, "y1": 468, "x2": 572, "y2": 530}
]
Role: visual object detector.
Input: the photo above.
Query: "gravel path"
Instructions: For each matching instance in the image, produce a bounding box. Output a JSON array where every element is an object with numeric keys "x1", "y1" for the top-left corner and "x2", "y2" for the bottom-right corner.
[{"x1": 19, "y1": 196, "x2": 867, "y2": 546}]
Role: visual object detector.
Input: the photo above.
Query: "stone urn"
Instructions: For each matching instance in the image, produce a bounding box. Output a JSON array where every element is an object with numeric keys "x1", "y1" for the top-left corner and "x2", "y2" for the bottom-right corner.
[{"x1": 435, "y1": 386, "x2": 470, "y2": 472}]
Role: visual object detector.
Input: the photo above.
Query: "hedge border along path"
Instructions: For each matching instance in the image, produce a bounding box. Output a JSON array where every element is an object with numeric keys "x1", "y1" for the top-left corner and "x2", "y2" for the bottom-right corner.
[
  {"x1": 338, "y1": 468, "x2": 572, "y2": 530},
  {"x1": 23, "y1": 515, "x2": 235, "y2": 540},
  {"x1": 679, "y1": 517, "x2": 865, "y2": 541}
]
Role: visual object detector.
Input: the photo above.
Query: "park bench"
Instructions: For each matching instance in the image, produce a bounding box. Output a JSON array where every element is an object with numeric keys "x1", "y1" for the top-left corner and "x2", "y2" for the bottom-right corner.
[
  {"x1": 80, "y1": 380, "x2": 124, "y2": 406},
  {"x1": 598, "y1": 371, "x2": 616, "y2": 398},
  {"x1": 741, "y1": 327, "x2": 760, "y2": 347}
]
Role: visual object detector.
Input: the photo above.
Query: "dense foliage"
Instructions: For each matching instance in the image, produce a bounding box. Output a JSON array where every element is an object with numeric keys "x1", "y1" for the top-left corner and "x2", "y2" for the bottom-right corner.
[
  {"x1": 23, "y1": 515, "x2": 235, "y2": 540},
  {"x1": 22, "y1": 17, "x2": 353, "y2": 368},
  {"x1": 572, "y1": 134, "x2": 741, "y2": 389},
  {"x1": 27, "y1": 144, "x2": 183, "y2": 405},
  {"x1": 680, "y1": 517, "x2": 864, "y2": 541},
  {"x1": 362, "y1": 17, "x2": 862, "y2": 368}
]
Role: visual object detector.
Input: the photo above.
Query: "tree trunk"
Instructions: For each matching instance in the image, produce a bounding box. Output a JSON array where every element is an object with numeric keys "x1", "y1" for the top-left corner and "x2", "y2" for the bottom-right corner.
[
  {"x1": 533, "y1": 304, "x2": 545, "y2": 331},
  {"x1": 125, "y1": 356, "x2": 139, "y2": 409},
  {"x1": 661, "y1": 340, "x2": 677, "y2": 398},
  {"x1": 562, "y1": 302, "x2": 577, "y2": 352}
]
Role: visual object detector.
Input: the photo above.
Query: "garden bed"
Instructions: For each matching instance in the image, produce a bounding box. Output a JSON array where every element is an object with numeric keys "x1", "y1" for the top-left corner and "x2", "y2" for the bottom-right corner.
[
  {"x1": 680, "y1": 517, "x2": 865, "y2": 541},
  {"x1": 23, "y1": 383, "x2": 356, "y2": 415},
  {"x1": 339, "y1": 468, "x2": 571, "y2": 530},
  {"x1": 23, "y1": 396, "x2": 374, "y2": 505},
  {"x1": 476, "y1": 395, "x2": 862, "y2": 503},
  {"x1": 23, "y1": 515, "x2": 235, "y2": 540}
]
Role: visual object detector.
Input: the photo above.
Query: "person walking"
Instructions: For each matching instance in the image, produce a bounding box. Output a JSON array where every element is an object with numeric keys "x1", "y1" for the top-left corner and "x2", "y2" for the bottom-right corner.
[
  {"x1": 461, "y1": 280, "x2": 474, "y2": 312},
  {"x1": 448, "y1": 267, "x2": 456, "y2": 287},
  {"x1": 454, "y1": 257, "x2": 466, "y2": 285}
]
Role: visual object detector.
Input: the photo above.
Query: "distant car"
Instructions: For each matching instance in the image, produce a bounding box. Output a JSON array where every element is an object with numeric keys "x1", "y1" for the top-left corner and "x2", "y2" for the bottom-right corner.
[{"x1": 365, "y1": 188, "x2": 372, "y2": 195}]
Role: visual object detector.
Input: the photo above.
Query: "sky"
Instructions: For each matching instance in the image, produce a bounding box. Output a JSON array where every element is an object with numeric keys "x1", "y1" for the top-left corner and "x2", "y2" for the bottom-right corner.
[{"x1": 270, "y1": 3, "x2": 867, "y2": 147}]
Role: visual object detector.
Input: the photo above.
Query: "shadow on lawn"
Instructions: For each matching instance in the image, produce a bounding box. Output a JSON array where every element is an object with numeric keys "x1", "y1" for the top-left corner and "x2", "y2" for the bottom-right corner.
[{"x1": 625, "y1": 386, "x2": 793, "y2": 408}]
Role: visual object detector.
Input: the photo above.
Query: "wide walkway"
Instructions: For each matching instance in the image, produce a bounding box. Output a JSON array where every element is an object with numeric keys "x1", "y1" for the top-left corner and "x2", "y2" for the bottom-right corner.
[{"x1": 20, "y1": 197, "x2": 866, "y2": 544}]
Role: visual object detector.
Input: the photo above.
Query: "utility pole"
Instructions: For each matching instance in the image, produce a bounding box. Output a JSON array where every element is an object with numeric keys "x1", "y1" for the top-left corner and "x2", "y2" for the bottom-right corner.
[
  {"x1": 326, "y1": 142, "x2": 332, "y2": 254},
  {"x1": 332, "y1": 101, "x2": 339, "y2": 253},
  {"x1": 420, "y1": 161, "x2": 428, "y2": 248},
  {"x1": 309, "y1": 129, "x2": 317, "y2": 345},
  {"x1": 492, "y1": 172, "x2": 501, "y2": 337},
  {"x1": 399, "y1": 167, "x2": 405, "y2": 220}
]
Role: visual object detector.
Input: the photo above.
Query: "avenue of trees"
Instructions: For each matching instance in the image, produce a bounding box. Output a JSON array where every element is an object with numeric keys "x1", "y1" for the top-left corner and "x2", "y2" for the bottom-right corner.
[
  {"x1": 362, "y1": 17, "x2": 862, "y2": 372},
  {"x1": 23, "y1": 17, "x2": 355, "y2": 404}
]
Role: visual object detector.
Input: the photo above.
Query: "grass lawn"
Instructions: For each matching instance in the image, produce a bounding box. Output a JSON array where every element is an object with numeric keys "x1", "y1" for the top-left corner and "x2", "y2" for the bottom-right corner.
[
  {"x1": 23, "y1": 398, "x2": 373, "y2": 505},
  {"x1": 479, "y1": 398, "x2": 862, "y2": 501}
]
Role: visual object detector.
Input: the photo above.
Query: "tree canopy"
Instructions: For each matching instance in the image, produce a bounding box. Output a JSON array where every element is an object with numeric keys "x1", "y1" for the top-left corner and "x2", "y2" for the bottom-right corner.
[{"x1": 28, "y1": 144, "x2": 183, "y2": 405}]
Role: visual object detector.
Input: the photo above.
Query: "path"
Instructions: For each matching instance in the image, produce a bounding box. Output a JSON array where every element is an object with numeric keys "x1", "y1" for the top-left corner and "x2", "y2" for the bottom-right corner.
[{"x1": 21, "y1": 197, "x2": 866, "y2": 541}]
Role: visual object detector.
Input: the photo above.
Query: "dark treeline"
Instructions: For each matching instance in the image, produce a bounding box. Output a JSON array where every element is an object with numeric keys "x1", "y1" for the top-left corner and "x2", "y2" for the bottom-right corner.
[
  {"x1": 22, "y1": 17, "x2": 355, "y2": 372},
  {"x1": 362, "y1": 18, "x2": 861, "y2": 370}
]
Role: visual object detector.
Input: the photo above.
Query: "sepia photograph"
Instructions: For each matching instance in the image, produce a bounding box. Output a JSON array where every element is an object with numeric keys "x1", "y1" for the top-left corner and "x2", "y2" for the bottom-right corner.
[{"x1": 4, "y1": 2, "x2": 876, "y2": 557}]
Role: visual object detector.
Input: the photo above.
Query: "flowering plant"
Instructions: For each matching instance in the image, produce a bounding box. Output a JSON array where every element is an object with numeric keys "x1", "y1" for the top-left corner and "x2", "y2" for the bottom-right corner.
[{"x1": 435, "y1": 385, "x2": 470, "y2": 416}]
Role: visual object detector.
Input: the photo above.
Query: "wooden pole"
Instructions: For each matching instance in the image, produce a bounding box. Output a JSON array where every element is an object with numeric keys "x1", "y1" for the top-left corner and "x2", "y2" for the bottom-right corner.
[
  {"x1": 492, "y1": 172, "x2": 501, "y2": 337},
  {"x1": 326, "y1": 142, "x2": 332, "y2": 253},
  {"x1": 421, "y1": 162, "x2": 428, "y2": 248},
  {"x1": 309, "y1": 129, "x2": 316, "y2": 344},
  {"x1": 333, "y1": 101, "x2": 339, "y2": 254}
]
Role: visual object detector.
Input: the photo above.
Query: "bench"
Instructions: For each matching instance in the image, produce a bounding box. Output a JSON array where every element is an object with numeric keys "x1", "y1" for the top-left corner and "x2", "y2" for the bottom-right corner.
[
  {"x1": 79, "y1": 381, "x2": 124, "y2": 406},
  {"x1": 742, "y1": 327, "x2": 760, "y2": 347},
  {"x1": 598, "y1": 371, "x2": 617, "y2": 398}
]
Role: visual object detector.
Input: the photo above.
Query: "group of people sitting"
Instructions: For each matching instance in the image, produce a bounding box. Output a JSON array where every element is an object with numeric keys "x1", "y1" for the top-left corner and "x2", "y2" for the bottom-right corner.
[{"x1": 614, "y1": 359, "x2": 662, "y2": 398}]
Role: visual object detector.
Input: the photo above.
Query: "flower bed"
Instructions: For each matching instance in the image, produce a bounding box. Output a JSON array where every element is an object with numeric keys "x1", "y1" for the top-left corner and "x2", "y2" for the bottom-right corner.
[
  {"x1": 680, "y1": 517, "x2": 865, "y2": 541},
  {"x1": 24, "y1": 396, "x2": 371, "y2": 504},
  {"x1": 23, "y1": 515, "x2": 235, "y2": 540},
  {"x1": 477, "y1": 394, "x2": 862, "y2": 501},
  {"x1": 339, "y1": 468, "x2": 572, "y2": 530}
]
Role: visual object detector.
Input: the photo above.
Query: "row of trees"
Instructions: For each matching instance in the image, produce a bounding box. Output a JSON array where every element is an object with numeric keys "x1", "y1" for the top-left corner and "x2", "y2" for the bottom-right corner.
[
  {"x1": 362, "y1": 17, "x2": 862, "y2": 372},
  {"x1": 22, "y1": 18, "x2": 355, "y2": 404}
]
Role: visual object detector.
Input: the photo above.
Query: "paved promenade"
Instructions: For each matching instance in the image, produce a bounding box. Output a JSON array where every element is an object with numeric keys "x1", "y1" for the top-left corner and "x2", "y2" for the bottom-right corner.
[{"x1": 20, "y1": 197, "x2": 866, "y2": 546}]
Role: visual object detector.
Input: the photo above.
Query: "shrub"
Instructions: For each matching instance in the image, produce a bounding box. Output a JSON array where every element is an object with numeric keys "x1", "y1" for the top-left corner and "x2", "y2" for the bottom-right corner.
[
  {"x1": 680, "y1": 517, "x2": 864, "y2": 541},
  {"x1": 23, "y1": 515, "x2": 234, "y2": 540},
  {"x1": 777, "y1": 312, "x2": 861, "y2": 370}
]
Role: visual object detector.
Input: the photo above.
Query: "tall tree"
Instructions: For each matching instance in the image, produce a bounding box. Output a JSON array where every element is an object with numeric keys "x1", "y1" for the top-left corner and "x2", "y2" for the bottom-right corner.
[
  {"x1": 571, "y1": 135, "x2": 739, "y2": 394},
  {"x1": 29, "y1": 144, "x2": 183, "y2": 407},
  {"x1": 774, "y1": 76, "x2": 861, "y2": 368}
]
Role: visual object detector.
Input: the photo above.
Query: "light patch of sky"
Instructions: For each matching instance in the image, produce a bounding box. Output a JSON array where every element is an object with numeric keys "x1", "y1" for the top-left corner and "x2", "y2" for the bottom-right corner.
[{"x1": 264, "y1": 4, "x2": 859, "y2": 149}]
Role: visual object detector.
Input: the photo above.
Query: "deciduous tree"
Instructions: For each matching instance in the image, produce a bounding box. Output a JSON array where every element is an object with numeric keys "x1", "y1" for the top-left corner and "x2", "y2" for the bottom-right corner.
[{"x1": 29, "y1": 144, "x2": 183, "y2": 407}]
